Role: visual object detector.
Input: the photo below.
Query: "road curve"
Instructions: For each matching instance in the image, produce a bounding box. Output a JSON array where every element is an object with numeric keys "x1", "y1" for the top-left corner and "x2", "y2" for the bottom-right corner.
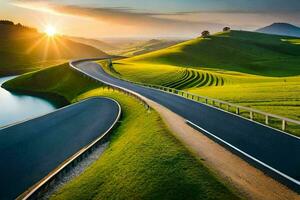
[
  {"x1": 72, "y1": 60, "x2": 300, "y2": 192},
  {"x1": 0, "y1": 97, "x2": 121, "y2": 200}
]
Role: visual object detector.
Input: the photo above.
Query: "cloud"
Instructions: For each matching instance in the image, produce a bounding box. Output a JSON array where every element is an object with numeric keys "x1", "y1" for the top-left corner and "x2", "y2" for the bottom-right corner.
[{"x1": 10, "y1": 0, "x2": 225, "y2": 33}]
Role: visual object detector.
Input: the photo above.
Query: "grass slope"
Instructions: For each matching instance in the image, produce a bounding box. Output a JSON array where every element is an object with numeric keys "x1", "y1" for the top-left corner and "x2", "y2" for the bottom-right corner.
[
  {"x1": 100, "y1": 31, "x2": 300, "y2": 135},
  {"x1": 4, "y1": 64, "x2": 239, "y2": 199},
  {"x1": 123, "y1": 30, "x2": 300, "y2": 77},
  {"x1": 0, "y1": 23, "x2": 108, "y2": 76},
  {"x1": 2, "y1": 63, "x2": 101, "y2": 101}
]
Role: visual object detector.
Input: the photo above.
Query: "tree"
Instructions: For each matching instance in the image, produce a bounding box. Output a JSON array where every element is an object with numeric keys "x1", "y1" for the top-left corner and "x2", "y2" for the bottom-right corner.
[
  {"x1": 223, "y1": 27, "x2": 231, "y2": 32},
  {"x1": 0, "y1": 20, "x2": 14, "y2": 25},
  {"x1": 201, "y1": 30, "x2": 210, "y2": 38}
]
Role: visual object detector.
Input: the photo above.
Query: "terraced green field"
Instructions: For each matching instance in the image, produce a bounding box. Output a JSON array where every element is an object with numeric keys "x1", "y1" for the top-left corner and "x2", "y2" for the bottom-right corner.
[
  {"x1": 104, "y1": 62, "x2": 226, "y2": 90},
  {"x1": 163, "y1": 69, "x2": 224, "y2": 89}
]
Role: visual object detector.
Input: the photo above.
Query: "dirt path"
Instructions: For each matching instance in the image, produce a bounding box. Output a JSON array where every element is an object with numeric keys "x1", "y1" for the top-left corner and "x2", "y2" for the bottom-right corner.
[{"x1": 145, "y1": 98, "x2": 299, "y2": 200}]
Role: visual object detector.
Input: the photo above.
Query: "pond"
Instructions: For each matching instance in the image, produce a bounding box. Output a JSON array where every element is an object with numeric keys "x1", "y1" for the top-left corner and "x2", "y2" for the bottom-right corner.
[{"x1": 0, "y1": 76, "x2": 59, "y2": 127}]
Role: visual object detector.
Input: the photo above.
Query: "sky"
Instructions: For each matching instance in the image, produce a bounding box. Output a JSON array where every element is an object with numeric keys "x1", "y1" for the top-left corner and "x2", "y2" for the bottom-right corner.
[{"x1": 1, "y1": 0, "x2": 300, "y2": 39}]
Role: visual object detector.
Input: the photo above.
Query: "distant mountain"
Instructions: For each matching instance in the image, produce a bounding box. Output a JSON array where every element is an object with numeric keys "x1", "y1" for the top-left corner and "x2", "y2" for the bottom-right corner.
[
  {"x1": 66, "y1": 36, "x2": 117, "y2": 52},
  {"x1": 0, "y1": 21, "x2": 108, "y2": 76},
  {"x1": 256, "y1": 23, "x2": 300, "y2": 37}
]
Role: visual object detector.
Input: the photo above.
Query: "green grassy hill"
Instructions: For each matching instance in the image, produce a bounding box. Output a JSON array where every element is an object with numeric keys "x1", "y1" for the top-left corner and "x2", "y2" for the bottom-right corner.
[
  {"x1": 0, "y1": 22, "x2": 108, "y2": 76},
  {"x1": 102, "y1": 31, "x2": 300, "y2": 135},
  {"x1": 124, "y1": 30, "x2": 300, "y2": 77}
]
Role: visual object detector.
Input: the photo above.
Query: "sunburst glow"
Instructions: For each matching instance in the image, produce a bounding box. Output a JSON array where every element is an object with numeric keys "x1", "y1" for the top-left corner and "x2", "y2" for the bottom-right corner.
[{"x1": 45, "y1": 25, "x2": 57, "y2": 36}]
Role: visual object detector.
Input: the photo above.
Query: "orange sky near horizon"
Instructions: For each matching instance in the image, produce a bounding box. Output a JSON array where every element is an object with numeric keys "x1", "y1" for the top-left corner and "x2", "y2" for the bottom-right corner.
[{"x1": 1, "y1": 0, "x2": 300, "y2": 39}]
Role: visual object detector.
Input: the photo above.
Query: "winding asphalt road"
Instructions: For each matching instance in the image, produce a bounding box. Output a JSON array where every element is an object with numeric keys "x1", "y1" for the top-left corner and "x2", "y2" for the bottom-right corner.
[
  {"x1": 0, "y1": 97, "x2": 120, "y2": 200},
  {"x1": 72, "y1": 60, "x2": 300, "y2": 192}
]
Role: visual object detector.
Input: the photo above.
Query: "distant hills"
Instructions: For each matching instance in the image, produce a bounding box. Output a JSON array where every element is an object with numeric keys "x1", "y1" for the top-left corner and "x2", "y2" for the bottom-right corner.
[
  {"x1": 256, "y1": 23, "x2": 300, "y2": 37},
  {"x1": 66, "y1": 36, "x2": 183, "y2": 57},
  {"x1": 109, "y1": 39, "x2": 183, "y2": 57},
  {"x1": 66, "y1": 36, "x2": 117, "y2": 52},
  {"x1": 0, "y1": 20, "x2": 107, "y2": 76}
]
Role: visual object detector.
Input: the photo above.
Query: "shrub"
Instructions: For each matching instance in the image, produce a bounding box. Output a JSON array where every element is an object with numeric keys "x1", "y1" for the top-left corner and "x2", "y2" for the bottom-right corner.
[
  {"x1": 201, "y1": 30, "x2": 210, "y2": 38},
  {"x1": 223, "y1": 27, "x2": 231, "y2": 32}
]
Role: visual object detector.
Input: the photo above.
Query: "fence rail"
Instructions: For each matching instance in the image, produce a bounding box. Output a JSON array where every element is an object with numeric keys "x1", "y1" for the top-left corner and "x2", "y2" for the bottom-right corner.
[
  {"x1": 20, "y1": 97, "x2": 121, "y2": 200},
  {"x1": 70, "y1": 59, "x2": 150, "y2": 110},
  {"x1": 103, "y1": 61, "x2": 300, "y2": 135}
]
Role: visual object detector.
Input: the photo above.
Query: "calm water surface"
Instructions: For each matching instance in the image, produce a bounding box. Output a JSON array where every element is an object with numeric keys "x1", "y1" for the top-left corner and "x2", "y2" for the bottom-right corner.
[{"x1": 0, "y1": 76, "x2": 58, "y2": 127}]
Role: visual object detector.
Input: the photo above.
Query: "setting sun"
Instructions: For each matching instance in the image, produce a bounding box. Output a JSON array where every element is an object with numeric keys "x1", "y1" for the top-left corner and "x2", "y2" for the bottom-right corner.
[{"x1": 45, "y1": 25, "x2": 57, "y2": 36}]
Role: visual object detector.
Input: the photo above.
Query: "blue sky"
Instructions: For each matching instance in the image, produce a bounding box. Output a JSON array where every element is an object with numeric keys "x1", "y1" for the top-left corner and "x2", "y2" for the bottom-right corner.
[
  {"x1": 1, "y1": 0, "x2": 300, "y2": 38},
  {"x1": 44, "y1": 0, "x2": 300, "y2": 12}
]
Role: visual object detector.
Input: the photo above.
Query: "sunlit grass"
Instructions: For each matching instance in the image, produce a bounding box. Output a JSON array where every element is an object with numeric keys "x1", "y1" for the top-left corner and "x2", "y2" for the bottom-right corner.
[{"x1": 50, "y1": 88, "x2": 239, "y2": 200}]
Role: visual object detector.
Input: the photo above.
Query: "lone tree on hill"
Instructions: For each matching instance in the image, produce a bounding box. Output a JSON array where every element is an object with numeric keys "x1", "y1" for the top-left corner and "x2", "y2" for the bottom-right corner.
[
  {"x1": 223, "y1": 27, "x2": 231, "y2": 32},
  {"x1": 201, "y1": 30, "x2": 210, "y2": 38}
]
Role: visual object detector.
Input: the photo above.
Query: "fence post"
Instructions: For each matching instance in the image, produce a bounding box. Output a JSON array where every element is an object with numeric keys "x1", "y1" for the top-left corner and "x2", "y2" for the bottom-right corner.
[
  {"x1": 250, "y1": 111, "x2": 253, "y2": 120},
  {"x1": 282, "y1": 120, "x2": 286, "y2": 131},
  {"x1": 265, "y1": 115, "x2": 269, "y2": 125},
  {"x1": 236, "y1": 107, "x2": 240, "y2": 114}
]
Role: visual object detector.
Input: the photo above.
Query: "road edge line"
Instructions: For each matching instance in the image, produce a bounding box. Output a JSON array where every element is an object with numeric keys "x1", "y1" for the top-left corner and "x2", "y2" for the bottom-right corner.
[{"x1": 186, "y1": 120, "x2": 300, "y2": 187}]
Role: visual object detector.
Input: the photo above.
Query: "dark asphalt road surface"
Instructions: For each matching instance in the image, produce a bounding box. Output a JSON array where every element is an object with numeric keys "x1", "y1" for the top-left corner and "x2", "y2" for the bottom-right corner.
[
  {"x1": 0, "y1": 97, "x2": 120, "y2": 200},
  {"x1": 73, "y1": 61, "x2": 300, "y2": 192}
]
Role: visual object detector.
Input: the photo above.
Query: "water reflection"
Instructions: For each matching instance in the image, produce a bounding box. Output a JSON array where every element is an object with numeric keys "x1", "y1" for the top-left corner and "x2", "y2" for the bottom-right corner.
[{"x1": 0, "y1": 76, "x2": 58, "y2": 127}]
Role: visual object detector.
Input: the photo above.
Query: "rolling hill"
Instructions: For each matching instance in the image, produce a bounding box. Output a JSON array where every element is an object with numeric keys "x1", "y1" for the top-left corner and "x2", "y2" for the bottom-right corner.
[
  {"x1": 123, "y1": 30, "x2": 300, "y2": 77},
  {"x1": 257, "y1": 23, "x2": 300, "y2": 37},
  {"x1": 105, "y1": 30, "x2": 300, "y2": 133},
  {"x1": 0, "y1": 21, "x2": 108, "y2": 76}
]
